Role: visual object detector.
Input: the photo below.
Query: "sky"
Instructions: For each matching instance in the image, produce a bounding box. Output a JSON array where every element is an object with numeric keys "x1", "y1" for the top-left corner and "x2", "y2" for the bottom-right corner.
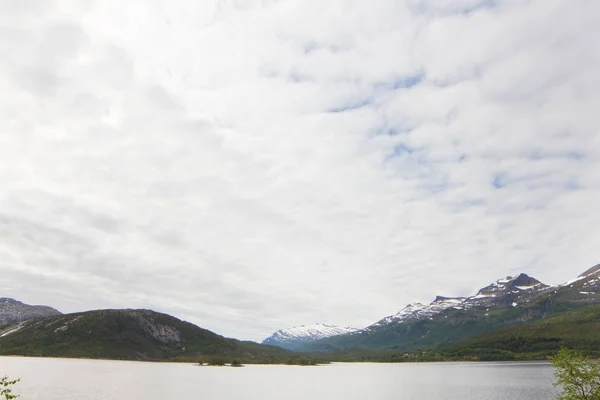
[{"x1": 0, "y1": 0, "x2": 599, "y2": 341}]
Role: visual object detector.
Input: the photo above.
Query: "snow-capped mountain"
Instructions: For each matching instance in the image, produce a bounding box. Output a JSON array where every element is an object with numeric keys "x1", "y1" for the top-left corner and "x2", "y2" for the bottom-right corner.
[
  {"x1": 369, "y1": 296, "x2": 466, "y2": 329},
  {"x1": 267, "y1": 265, "x2": 600, "y2": 352},
  {"x1": 366, "y1": 273, "x2": 551, "y2": 331},
  {"x1": 262, "y1": 323, "x2": 358, "y2": 350},
  {"x1": 0, "y1": 298, "x2": 62, "y2": 326}
]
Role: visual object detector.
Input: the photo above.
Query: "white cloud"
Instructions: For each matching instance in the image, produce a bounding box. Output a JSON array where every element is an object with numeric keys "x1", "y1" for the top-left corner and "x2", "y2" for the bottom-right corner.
[{"x1": 0, "y1": 0, "x2": 598, "y2": 340}]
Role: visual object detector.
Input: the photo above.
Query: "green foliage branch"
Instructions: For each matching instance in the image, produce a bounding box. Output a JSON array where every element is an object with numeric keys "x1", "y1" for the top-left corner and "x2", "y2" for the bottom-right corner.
[
  {"x1": 550, "y1": 348, "x2": 600, "y2": 400},
  {"x1": 0, "y1": 376, "x2": 19, "y2": 400}
]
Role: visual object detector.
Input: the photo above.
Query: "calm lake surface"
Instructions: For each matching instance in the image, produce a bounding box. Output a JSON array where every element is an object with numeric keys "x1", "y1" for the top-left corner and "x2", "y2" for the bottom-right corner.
[{"x1": 0, "y1": 356, "x2": 556, "y2": 399}]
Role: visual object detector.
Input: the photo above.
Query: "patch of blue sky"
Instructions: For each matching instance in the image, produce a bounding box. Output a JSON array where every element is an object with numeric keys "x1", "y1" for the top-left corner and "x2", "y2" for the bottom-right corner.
[
  {"x1": 392, "y1": 74, "x2": 424, "y2": 90},
  {"x1": 376, "y1": 127, "x2": 412, "y2": 137},
  {"x1": 492, "y1": 171, "x2": 560, "y2": 190},
  {"x1": 442, "y1": 198, "x2": 487, "y2": 213},
  {"x1": 564, "y1": 180, "x2": 581, "y2": 190},
  {"x1": 564, "y1": 152, "x2": 584, "y2": 160},
  {"x1": 409, "y1": 0, "x2": 497, "y2": 16},
  {"x1": 459, "y1": 0, "x2": 497, "y2": 15},
  {"x1": 492, "y1": 174, "x2": 504, "y2": 189},
  {"x1": 327, "y1": 98, "x2": 371, "y2": 113},
  {"x1": 525, "y1": 150, "x2": 584, "y2": 161},
  {"x1": 372, "y1": 73, "x2": 424, "y2": 92},
  {"x1": 391, "y1": 143, "x2": 414, "y2": 156},
  {"x1": 383, "y1": 143, "x2": 416, "y2": 164},
  {"x1": 327, "y1": 73, "x2": 423, "y2": 116}
]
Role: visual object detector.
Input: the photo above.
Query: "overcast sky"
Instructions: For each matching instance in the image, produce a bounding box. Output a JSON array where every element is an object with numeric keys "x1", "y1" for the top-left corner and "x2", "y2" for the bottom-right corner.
[{"x1": 0, "y1": 0, "x2": 599, "y2": 341}]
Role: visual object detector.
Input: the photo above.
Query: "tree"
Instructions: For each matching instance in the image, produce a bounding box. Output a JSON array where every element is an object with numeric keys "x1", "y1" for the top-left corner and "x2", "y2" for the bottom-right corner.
[
  {"x1": 0, "y1": 376, "x2": 19, "y2": 400},
  {"x1": 550, "y1": 348, "x2": 600, "y2": 400}
]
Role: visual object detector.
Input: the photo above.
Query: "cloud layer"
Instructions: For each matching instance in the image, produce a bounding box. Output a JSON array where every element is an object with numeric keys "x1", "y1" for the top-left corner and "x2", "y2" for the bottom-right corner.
[{"x1": 0, "y1": 0, "x2": 599, "y2": 340}]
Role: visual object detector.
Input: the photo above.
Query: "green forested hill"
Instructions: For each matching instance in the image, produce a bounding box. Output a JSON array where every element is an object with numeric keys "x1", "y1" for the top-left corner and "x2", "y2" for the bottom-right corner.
[
  {"x1": 443, "y1": 304, "x2": 600, "y2": 360},
  {"x1": 0, "y1": 309, "x2": 289, "y2": 363}
]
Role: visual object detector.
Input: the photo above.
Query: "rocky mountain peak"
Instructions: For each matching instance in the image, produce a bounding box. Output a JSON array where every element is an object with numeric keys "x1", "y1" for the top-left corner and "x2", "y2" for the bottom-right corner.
[
  {"x1": 511, "y1": 273, "x2": 542, "y2": 287},
  {"x1": 475, "y1": 273, "x2": 546, "y2": 298}
]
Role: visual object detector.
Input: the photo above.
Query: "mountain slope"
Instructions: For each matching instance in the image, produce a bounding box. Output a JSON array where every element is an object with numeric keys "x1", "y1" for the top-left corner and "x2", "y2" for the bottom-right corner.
[
  {"x1": 0, "y1": 297, "x2": 61, "y2": 326},
  {"x1": 0, "y1": 309, "x2": 289, "y2": 362},
  {"x1": 444, "y1": 304, "x2": 600, "y2": 359},
  {"x1": 552, "y1": 264, "x2": 600, "y2": 303},
  {"x1": 262, "y1": 323, "x2": 358, "y2": 350}
]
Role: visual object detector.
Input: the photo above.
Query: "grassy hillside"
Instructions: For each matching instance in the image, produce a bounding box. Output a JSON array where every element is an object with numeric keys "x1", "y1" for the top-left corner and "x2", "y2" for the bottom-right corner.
[{"x1": 0, "y1": 309, "x2": 291, "y2": 363}]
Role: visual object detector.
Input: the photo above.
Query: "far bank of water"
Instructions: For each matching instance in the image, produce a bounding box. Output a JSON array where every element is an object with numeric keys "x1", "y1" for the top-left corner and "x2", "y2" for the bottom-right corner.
[{"x1": 0, "y1": 356, "x2": 556, "y2": 400}]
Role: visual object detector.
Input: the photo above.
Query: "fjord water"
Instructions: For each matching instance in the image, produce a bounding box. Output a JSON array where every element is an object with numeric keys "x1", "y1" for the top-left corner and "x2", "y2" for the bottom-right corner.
[{"x1": 1, "y1": 357, "x2": 555, "y2": 399}]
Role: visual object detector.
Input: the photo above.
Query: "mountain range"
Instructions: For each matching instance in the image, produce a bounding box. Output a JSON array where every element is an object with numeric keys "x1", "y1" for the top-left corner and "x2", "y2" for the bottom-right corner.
[
  {"x1": 1, "y1": 263, "x2": 599, "y2": 362},
  {"x1": 263, "y1": 265, "x2": 600, "y2": 353}
]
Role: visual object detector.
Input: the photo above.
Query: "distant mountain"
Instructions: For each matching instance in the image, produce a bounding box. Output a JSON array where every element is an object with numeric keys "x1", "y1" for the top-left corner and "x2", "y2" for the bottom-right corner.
[
  {"x1": 262, "y1": 323, "x2": 358, "y2": 350},
  {"x1": 0, "y1": 298, "x2": 61, "y2": 326},
  {"x1": 298, "y1": 266, "x2": 600, "y2": 352},
  {"x1": 0, "y1": 308, "x2": 289, "y2": 362}
]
